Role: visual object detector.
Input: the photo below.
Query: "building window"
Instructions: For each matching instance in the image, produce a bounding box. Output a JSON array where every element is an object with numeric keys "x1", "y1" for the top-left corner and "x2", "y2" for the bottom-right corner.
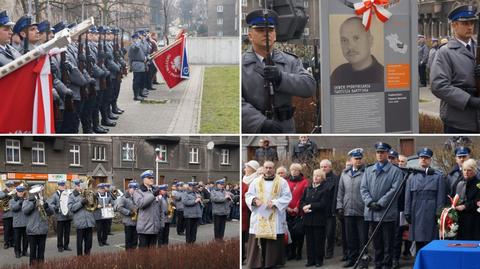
[
  {"x1": 70, "y1": 144, "x2": 80, "y2": 166},
  {"x1": 217, "y1": 31, "x2": 224, "y2": 37},
  {"x1": 217, "y1": 18, "x2": 223, "y2": 25},
  {"x1": 6, "y1": 139, "x2": 21, "y2": 164},
  {"x1": 304, "y1": 27, "x2": 310, "y2": 36},
  {"x1": 242, "y1": 0, "x2": 247, "y2": 7},
  {"x1": 32, "y1": 142, "x2": 45, "y2": 165},
  {"x1": 217, "y1": 5, "x2": 223, "y2": 12},
  {"x1": 92, "y1": 145, "x2": 106, "y2": 161},
  {"x1": 189, "y1": 147, "x2": 199, "y2": 164},
  {"x1": 156, "y1": 145, "x2": 168, "y2": 162},
  {"x1": 242, "y1": 12, "x2": 246, "y2": 20},
  {"x1": 221, "y1": 149, "x2": 230, "y2": 165},
  {"x1": 242, "y1": 27, "x2": 249, "y2": 35},
  {"x1": 122, "y1": 142, "x2": 135, "y2": 161}
]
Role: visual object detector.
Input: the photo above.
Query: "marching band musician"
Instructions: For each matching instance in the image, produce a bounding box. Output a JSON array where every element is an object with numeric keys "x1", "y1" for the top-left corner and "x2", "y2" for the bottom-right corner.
[
  {"x1": 22, "y1": 185, "x2": 54, "y2": 265},
  {"x1": 172, "y1": 181, "x2": 186, "y2": 235},
  {"x1": 104, "y1": 183, "x2": 114, "y2": 236},
  {"x1": 0, "y1": 11, "x2": 22, "y2": 67},
  {"x1": 0, "y1": 180, "x2": 15, "y2": 249},
  {"x1": 94, "y1": 183, "x2": 113, "y2": 246},
  {"x1": 183, "y1": 181, "x2": 203, "y2": 244},
  {"x1": 115, "y1": 181, "x2": 139, "y2": 250},
  {"x1": 210, "y1": 179, "x2": 232, "y2": 240},
  {"x1": 133, "y1": 170, "x2": 163, "y2": 248},
  {"x1": 157, "y1": 184, "x2": 170, "y2": 245},
  {"x1": 10, "y1": 184, "x2": 29, "y2": 258},
  {"x1": 49, "y1": 180, "x2": 73, "y2": 252},
  {"x1": 68, "y1": 179, "x2": 96, "y2": 256}
]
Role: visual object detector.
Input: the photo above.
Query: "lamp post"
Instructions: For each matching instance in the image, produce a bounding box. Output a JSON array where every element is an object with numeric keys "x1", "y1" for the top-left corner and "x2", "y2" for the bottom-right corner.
[{"x1": 155, "y1": 147, "x2": 160, "y2": 186}]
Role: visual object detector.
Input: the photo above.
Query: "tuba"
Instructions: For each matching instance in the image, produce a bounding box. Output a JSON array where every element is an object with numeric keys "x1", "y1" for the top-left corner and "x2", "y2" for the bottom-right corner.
[
  {"x1": 0, "y1": 191, "x2": 12, "y2": 212},
  {"x1": 81, "y1": 177, "x2": 98, "y2": 212},
  {"x1": 167, "y1": 191, "x2": 175, "y2": 220},
  {"x1": 29, "y1": 185, "x2": 47, "y2": 220}
]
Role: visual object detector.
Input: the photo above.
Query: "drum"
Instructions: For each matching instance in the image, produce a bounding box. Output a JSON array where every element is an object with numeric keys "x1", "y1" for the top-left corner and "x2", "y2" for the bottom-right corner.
[{"x1": 101, "y1": 207, "x2": 114, "y2": 219}]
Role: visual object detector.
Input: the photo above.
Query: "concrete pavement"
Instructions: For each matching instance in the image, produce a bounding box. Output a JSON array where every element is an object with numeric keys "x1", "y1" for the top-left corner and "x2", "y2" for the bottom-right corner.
[
  {"x1": 105, "y1": 65, "x2": 204, "y2": 134},
  {"x1": 0, "y1": 220, "x2": 239, "y2": 266},
  {"x1": 419, "y1": 85, "x2": 440, "y2": 117}
]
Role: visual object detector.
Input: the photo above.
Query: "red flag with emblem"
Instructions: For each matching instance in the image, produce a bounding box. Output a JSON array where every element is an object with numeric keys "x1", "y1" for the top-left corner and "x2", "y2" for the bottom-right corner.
[
  {"x1": 152, "y1": 38, "x2": 185, "y2": 89},
  {"x1": 0, "y1": 55, "x2": 55, "y2": 133}
]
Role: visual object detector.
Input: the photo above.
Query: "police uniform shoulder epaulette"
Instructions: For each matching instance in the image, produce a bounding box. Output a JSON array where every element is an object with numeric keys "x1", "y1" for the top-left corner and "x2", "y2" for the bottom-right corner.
[
  {"x1": 365, "y1": 163, "x2": 375, "y2": 168},
  {"x1": 282, "y1": 50, "x2": 299, "y2": 59}
]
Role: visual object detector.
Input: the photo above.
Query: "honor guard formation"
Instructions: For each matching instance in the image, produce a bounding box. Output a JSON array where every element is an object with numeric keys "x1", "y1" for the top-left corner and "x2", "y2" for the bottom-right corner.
[
  {"x1": 0, "y1": 170, "x2": 239, "y2": 266},
  {"x1": 0, "y1": 10, "x2": 163, "y2": 134}
]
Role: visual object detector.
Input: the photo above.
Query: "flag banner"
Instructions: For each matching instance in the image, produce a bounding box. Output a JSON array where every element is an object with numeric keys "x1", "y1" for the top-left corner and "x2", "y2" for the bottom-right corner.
[
  {"x1": 0, "y1": 55, "x2": 55, "y2": 133},
  {"x1": 181, "y1": 36, "x2": 190, "y2": 79},
  {"x1": 152, "y1": 38, "x2": 185, "y2": 89}
]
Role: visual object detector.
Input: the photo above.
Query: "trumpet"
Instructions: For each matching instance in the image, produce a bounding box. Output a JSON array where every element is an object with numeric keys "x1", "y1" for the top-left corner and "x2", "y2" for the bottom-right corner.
[
  {"x1": 110, "y1": 189, "x2": 124, "y2": 200},
  {"x1": 29, "y1": 185, "x2": 47, "y2": 220},
  {"x1": 131, "y1": 208, "x2": 138, "y2": 221}
]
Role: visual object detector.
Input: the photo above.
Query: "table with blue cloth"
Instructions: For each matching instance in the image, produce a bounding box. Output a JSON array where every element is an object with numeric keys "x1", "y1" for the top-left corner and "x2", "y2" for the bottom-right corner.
[{"x1": 414, "y1": 240, "x2": 480, "y2": 269}]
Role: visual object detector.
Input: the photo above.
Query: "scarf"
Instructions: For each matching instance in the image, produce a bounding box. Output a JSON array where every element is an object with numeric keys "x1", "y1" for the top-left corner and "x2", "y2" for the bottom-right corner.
[
  {"x1": 255, "y1": 175, "x2": 281, "y2": 240},
  {"x1": 243, "y1": 171, "x2": 260, "y2": 185}
]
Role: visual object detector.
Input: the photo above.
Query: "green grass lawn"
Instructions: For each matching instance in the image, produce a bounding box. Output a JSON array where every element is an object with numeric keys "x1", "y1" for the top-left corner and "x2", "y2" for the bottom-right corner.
[{"x1": 200, "y1": 66, "x2": 239, "y2": 133}]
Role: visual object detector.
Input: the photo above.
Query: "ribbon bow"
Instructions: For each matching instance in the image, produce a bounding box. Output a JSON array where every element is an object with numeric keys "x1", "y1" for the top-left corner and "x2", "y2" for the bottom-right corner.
[
  {"x1": 354, "y1": 0, "x2": 392, "y2": 31},
  {"x1": 439, "y1": 194, "x2": 460, "y2": 240}
]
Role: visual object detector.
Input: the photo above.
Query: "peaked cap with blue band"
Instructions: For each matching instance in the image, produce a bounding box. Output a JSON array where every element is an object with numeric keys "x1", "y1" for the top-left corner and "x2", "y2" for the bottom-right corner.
[{"x1": 246, "y1": 9, "x2": 279, "y2": 28}]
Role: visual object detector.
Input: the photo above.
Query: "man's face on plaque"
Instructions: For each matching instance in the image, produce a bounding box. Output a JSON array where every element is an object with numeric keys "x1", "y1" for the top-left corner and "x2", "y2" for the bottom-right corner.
[{"x1": 340, "y1": 18, "x2": 373, "y2": 67}]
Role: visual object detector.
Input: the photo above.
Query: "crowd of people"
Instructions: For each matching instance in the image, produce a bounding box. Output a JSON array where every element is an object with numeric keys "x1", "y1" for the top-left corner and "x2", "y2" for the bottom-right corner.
[
  {"x1": 0, "y1": 10, "x2": 163, "y2": 133},
  {"x1": 242, "y1": 138, "x2": 480, "y2": 269},
  {"x1": 0, "y1": 170, "x2": 238, "y2": 266}
]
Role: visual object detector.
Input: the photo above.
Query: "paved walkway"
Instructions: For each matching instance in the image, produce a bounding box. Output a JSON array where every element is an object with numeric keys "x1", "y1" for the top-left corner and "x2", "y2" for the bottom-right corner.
[
  {"x1": 419, "y1": 85, "x2": 440, "y2": 117},
  {"x1": 106, "y1": 65, "x2": 204, "y2": 134}
]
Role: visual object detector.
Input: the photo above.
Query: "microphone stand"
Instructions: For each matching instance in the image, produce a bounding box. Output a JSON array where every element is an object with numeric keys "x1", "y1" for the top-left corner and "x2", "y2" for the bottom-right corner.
[{"x1": 353, "y1": 168, "x2": 424, "y2": 269}]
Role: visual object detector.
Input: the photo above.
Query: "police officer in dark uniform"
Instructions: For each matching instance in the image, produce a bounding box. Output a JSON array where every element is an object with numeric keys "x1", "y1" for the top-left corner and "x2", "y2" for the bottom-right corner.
[
  {"x1": 431, "y1": 5, "x2": 480, "y2": 133},
  {"x1": 242, "y1": 9, "x2": 316, "y2": 133},
  {"x1": 12, "y1": 15, "x2": 39, "y2": 54},
  {"x1": 107, "y1": 27, "x2": 125, "y2": 115},
  {"x1": 128, "y1": 32, "x2": 147, "y2": 101},
  {"x1": 0, "y1": 10, "x2": 21, "y2": 67},
  {"x1": 37, "y1": 20, "x2": 53, "y2": 43}
]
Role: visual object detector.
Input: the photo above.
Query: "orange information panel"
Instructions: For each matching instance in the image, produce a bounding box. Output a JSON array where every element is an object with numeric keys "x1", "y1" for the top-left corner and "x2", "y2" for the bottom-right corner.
[{"x1": 386, "y1": 64, "x2": 411, "y2": 89}]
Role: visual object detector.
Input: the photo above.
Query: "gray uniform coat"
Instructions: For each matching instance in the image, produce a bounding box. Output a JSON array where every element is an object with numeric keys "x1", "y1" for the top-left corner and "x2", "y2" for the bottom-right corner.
[
  {"x1": 430, "y1": 39, "x2": 480, "y2": 132},
  {"x1": 128, "y1": 41, "x2": 147, "y2": 72},
  {"x1": 0, "y1": 44, "x2": 22, "y2": 67},
  {"x1": 93, "y1": 192, "x2": 113, "y2": 220},
  {"x1": 360, "y1": 162, "x2": 403, "y2": 222},
  {"x1": 172, "y1": 190, "x2": 184, "y2": 211},
  {"x1": 160, "y1": 196, "x2": 168, "y2": 225},
  {"x1": 337, "y1": 166, "x2": 366, "y2": 217},
  {"x1": 405, "y1": 169, "x2": 446, "y2": 242},
  {"x1": 210, "y1": 188, "x2": 232, "y2": 216},
  {"x1": 49, "y1": 190, "x2": 73, "y2": 221},
  {"x1": 242, "y1": 48, "x2": 316, "y2": 133},
  {"x1": 10, "y1": 197, "x2": 27, "y2": 227},
  {"x1": 68, "y1": 190, "x2": 96, "y2": 229},
  {"x1": 114, "y1": 193, "x2": 137, "y2": 227},
  {"x1": 182, "y1": 191, "x2": 202, "y2": 218},
  {"x1": 65, "y1": 43, "x2": 88, "y2": 101},
  {"x1": 418, "y1": 43, "x2": 429, "y2": 65},
  {"x1": 22, "y1": 198, "x2": 54, "y2": 235},
  {"x1": 0, "y1": 189, "x2": 13, "y2": 218},
  {"x1": 133, "y1": 185, "x2": 163, "y2": 234},
  {"x1": 105, "y1": 41, "x2": 121, "y2": 79}
]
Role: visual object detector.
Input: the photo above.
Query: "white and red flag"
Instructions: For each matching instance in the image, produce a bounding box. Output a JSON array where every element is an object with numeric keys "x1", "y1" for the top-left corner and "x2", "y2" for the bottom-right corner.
[{"x1": 0, "y1": 55, "x2": 55, "y2": 133}]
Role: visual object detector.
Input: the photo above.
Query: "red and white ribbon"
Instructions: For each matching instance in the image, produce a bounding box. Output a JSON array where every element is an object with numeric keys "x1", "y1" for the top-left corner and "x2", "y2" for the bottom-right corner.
[
  {"x1": 439, "y1": 194, "x2": 460, "y2": 240},
  {"x1": 354, "y1": 0, "x2": 392, "y2": 31}
]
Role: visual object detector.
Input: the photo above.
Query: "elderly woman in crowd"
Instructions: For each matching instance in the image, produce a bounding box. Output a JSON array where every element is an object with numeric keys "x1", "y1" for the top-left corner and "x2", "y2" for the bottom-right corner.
[
  {"x1": 299, "y1": 169, "x2": 334, "y2": 267},
  {"x1": 242, "y1": 160, "x2": 261, "y2": 263},
  {"x1": 276, "y1": 166, "x2": 288, "y2": 180},
  {"x1": 286, "y1": 163, "x2": 309, "y2": 261},
  {"x1": 451, "y1": 158, "x2": 480, "y2": 240}
]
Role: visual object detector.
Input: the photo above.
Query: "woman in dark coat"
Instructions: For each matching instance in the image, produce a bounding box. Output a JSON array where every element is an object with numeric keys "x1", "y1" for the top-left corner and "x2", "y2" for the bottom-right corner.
[
  {"x1": 299, "y1": 169, "x2": 334, "y2": 267},
  {"x1": 451, "y1": 159, "x2": 480, "y2": 240}
]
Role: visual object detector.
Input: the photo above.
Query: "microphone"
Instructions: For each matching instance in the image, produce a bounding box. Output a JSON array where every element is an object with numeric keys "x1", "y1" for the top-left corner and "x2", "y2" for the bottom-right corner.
[{"x1": 399, "y1": 167, "x2": 435, "y2": 175}]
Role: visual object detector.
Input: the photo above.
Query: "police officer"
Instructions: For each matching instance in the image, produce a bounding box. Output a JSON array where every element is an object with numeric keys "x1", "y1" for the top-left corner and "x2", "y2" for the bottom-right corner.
[
  {"x1": 172, "y1": 181, "x2": 186, "y2": 235},
  {"x1": 37, "y1": 20, "x2": 52, "y2": 43},
  {"x1": 93, "y1": 183, "x2": 112, "y2": 246},
  {"x1": 49, "y1": 180, "x2": 73, "y2": 252},
  {"x1": 133, "y1": 170, "x2": 163, "y2": 248},
  {"x1": 22, "y1": 185, "x2": 54, "y2": 265},
  {"x1": 448, "y1": 146, "x2": 471, "y2": 196},
  {"x1": 431, "y1": 5, "x2": 480, "y2": 133},
  {"x1": 0, "y1": 180, "x2": 15, "y2": 249},
  {"x1": 360, "y1": 142, "x2": 403, "y2": 269},
  {"x1": 68, "y1": 179, "x2": 96, "y2": 256},
  {"x1": 104, "y1": 183, "x2": 115, "y2": 236},
  {"x1": 128, "y1": 32, "x2": 147, "y2": 101},
  {"x1": 104, "y1": 27, "x2": 122, "y2": 119},
  {"x1": 115, "y1": 181, "x2": 138, "y2": 250},
  {"x1": 0, "y1": 11, "x2": 21, "y2": 67},
  {"x1": 12, "y1": 15, "x2": 39, "y2": 54},
  {"x1": 10, "y1": 185, "x2": 29, "y2": 258},
  {"x1": 157, "y1": 184, "x2": 170, "y2": 245},
  {"x1": 210, "y1": 179, "x2": 232, "y2": 240},
  {"x1": 183, "y1": 181, "x2": 203, "y2": 243},
  {"x1": 242, "y1": 9, "x2": 316, "y2": 133},
  {"x1": 405, "y1": 148, "x2": 446, "y2": 252},
  {"x1": 337, "y1": 148, "x2": 368, "y2": 268},
  {"x1": 109, "y1": 27, "x2": 126, "y2": 115}
]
